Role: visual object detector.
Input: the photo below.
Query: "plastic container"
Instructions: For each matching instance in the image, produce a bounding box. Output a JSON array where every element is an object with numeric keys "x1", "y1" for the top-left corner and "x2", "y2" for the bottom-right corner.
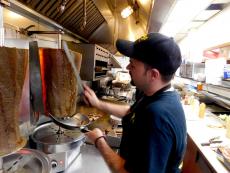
[
  {"x1": 197, "y1": 82, "x2": 203, "y2": 91},
  {"x1": 199, "y1": 103, "x2": 206, "y2": 119},
  {"x1": 224, "y1": 64, "x2": 230, "y2": 79}
]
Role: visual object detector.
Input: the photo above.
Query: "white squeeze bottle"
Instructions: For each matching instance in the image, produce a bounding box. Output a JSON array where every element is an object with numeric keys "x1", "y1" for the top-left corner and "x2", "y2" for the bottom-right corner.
[
  {"x1": 199, "y1": 103, "x2": 206, "y2": 119},
  {"x1": 226, "y1": 116, "x2": 230, "y2": 138}
]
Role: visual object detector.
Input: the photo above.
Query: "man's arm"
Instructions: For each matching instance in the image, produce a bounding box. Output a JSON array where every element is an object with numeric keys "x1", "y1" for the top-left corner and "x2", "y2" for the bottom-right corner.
[
  {"x1": 83, "y1": 84, "x2": 130, "y2": 118},
  {"x1": 86, "y1": 128, "x2": 129, "y2": 173},
  {"x1": 96, "y1": 137, "x2": 129, "y2": 173},
  {"x1": 97, "y1": 100, "x2": 130, "y2": 118}
]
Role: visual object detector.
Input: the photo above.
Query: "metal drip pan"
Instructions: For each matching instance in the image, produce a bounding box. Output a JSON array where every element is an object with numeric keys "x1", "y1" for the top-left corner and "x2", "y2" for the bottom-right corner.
[
  {"x1": 31, "y1": 122, "x2": 85, "y2": 154},
  {"x1": 2, "y1": 148, "x2": 51, "y2": 173}
]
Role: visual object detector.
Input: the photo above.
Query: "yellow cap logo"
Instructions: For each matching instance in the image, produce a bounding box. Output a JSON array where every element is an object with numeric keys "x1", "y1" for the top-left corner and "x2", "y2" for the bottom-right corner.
[
  {"x1": 138, "y1": 35, "x2": 148, "y2": 42},
  {"x1": 130, "y1": 113, "x2": 136, "y2": 124}
]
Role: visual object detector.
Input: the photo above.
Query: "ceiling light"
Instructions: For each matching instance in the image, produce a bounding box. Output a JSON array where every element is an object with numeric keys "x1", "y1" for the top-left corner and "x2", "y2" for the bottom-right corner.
[
  {"x1": 194, "y1": 10, "x2": 220, "y2": 21},
  {"x1": 139, "y1": 0, "x2": 149, "y2": 6},
  {"x1": 8, "y1": 10, "x2": 22, "y2": 19},
  {"x1": 160, "y1": 0, "x2": 213, "y2": 37},
  {"x1": 121, "y1": 6, "x2": 133, "y2": 18}
]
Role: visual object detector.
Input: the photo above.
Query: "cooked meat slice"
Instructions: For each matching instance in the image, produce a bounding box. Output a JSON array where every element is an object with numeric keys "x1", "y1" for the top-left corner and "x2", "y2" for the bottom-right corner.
[
  {"x1": 0, "y1": 47, "x2": 28, "y2": 155},
  {"x1": 40, "y1": 48, "x2": 78, "y2": 117}
]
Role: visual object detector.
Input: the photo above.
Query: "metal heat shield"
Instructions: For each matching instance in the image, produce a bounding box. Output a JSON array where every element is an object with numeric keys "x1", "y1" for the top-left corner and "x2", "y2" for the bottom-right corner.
[{"x1": 29, "y1": 41, "x2": 45, "y2": 125}]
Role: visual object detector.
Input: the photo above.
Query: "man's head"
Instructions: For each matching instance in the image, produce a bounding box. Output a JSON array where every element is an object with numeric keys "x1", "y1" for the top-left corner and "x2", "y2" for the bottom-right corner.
[{"x1": 116, "y1": 33, "x2": 182, "y2": 82}]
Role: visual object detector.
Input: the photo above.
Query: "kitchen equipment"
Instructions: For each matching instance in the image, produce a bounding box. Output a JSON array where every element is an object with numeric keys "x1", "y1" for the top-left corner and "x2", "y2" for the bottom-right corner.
[
  {"x1": 180, "y1": 62, "x2": 205, "y2": 81},
  {"x1": 2, "y1": 148, "x2": 51, "y2": 173},
  {"x1": 29, "y1": 41, "x2": 87, "y2": 172},
  {"x1": 31, "y1": 122, "x2": 85, "y2": 172},
  {"x1": 29, "y1": 41, "x2": 44, "y2": 118},
  {"x1": 67, "y1": 42, "x2": 110, "y2": 81},
  {"x1": 49, "y1": 112, "x2": 90, "y2": 132},
  {"x1": 20, "y1": 25, "x2": 64, "y2": 36}
]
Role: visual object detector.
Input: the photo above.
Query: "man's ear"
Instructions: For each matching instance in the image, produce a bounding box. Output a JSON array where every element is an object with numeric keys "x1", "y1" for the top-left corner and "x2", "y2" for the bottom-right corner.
[{"x1": 149, "y1": 68, "x2": 160, "y2": 80}]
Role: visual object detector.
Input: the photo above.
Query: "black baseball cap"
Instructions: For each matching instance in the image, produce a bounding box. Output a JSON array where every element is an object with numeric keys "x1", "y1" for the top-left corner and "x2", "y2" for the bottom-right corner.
[{"x1": 116, "y1": 33, "x2": 182, "y2": 75}]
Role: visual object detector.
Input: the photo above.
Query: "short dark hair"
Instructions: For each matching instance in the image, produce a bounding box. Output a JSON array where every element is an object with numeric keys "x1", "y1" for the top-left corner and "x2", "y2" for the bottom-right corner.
[
  {"x1": 144, "y1": 63, "x2": 174, "y2": 83},
  {"x1": 116, "y1": 33, "x2": 182, "y2": 76}
]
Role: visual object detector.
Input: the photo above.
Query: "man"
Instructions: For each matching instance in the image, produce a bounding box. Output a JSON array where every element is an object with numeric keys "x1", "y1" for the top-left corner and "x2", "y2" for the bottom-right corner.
[{"x1": 83, "y1": 33, "x2": 187, "y2": 173}]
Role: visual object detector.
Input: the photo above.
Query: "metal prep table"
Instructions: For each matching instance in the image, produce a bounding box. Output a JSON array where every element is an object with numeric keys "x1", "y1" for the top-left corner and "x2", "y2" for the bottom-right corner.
[{"x1": 64, "y1": 144, "x2": 111, "y2": 173}]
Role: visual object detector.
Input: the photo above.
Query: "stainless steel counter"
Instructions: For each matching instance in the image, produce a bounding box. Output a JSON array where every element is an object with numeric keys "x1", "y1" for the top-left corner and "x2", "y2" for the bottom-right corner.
[{"x1": 64, "y1": 144, "x2": 111, "y2": 173}]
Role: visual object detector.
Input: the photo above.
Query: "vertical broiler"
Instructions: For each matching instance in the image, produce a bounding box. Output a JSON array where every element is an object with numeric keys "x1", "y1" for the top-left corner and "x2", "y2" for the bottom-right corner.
[
  {"x1": 29, "y1": 41, "x2": 86, "y2": 172},
  {"x1": 0, "y1": 37, "x2": 116, "y2": 173},
  {"x1": 0, "y1": 47, "x2": 28, "y2": 156},
  {"x1": 0, "y1": 46, "x2": 51, "y2": 173}
]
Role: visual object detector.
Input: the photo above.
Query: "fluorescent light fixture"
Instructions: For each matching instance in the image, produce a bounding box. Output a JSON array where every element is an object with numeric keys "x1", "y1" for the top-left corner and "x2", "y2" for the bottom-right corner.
[
  {"x1": 194, "y1": 10, "x2": 220, "y2": 21},
  {"x1": 160, "y1": 0, "x2": 213, "y2": 37},
  {"x1": 8, "y1": 10, "x2": 22, "y2": 19},
  {"x1": 121, "y1": 6, "x2": 133, "y2": 18},
  {"x1": 139, "y1": 0, "x2": 149, "y2": 6}
]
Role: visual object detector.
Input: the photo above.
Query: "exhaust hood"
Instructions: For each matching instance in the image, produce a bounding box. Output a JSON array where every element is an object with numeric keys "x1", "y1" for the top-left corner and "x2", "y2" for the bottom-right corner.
[
  {"x1": 16, "y1": 0, "x2": 106, "y2": 40},
  {"x1": 7, "y1": 0, "x2": 157, "y2": 54}
]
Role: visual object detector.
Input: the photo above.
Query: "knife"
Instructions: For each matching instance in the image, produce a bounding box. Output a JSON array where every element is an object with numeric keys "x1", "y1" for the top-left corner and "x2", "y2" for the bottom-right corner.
[
  {"x1": 62, "y1": 41, "x2": 84, "y2": 95},
  {"x1": 201, "y1": 140, "x2": 223, "y2": 146}
]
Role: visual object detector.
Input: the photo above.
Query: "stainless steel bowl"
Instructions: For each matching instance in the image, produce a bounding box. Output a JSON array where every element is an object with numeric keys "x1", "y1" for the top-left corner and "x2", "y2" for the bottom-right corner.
[
  {"x1": 2, "y1": 148, "x2": 51, "y2": 173},
  {"x1": 31, "y1": 122, "x2": 85, "y2": 154}
]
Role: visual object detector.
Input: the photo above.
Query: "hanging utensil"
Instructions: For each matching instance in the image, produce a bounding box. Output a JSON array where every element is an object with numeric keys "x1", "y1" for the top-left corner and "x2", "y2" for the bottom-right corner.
[{"x1": 80, "y1": 0, "x2": 87, "y2": 31}]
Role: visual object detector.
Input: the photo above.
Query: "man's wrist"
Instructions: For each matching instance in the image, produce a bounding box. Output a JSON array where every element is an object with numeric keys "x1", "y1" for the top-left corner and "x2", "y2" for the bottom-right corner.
[
  {"x1": 94, "y1": 135, "x2": 106, "y2": 148},
  {"x1": 97, "y1": 100, "x2": 103, "y2": 109}
]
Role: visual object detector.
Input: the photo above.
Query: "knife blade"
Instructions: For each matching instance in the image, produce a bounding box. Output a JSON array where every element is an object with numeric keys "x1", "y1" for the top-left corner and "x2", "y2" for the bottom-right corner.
[{"x1": 62, "y1": 41, "x2": 84, "y2": 95}]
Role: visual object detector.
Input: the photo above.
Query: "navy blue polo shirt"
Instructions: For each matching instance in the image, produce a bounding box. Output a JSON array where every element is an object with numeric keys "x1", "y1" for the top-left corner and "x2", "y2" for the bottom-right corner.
[{"x1": 120, "y1": 91, "x2": 187, "y2": 173}]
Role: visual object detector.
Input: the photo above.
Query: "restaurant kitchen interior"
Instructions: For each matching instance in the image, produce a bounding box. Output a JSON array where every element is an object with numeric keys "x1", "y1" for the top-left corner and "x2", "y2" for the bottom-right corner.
[{"x1": 0, "y1": 0, "x2": 230, "y2": 173}]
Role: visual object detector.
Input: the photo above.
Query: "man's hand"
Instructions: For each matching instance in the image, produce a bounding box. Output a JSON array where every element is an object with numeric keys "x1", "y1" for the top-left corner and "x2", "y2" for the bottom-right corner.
[
  {"x1": 83, "y1": 84, "x2": 101, "y2": 108},
  {"x1": 85, "y1": 128, "x2": 104, "y2": 144}
]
